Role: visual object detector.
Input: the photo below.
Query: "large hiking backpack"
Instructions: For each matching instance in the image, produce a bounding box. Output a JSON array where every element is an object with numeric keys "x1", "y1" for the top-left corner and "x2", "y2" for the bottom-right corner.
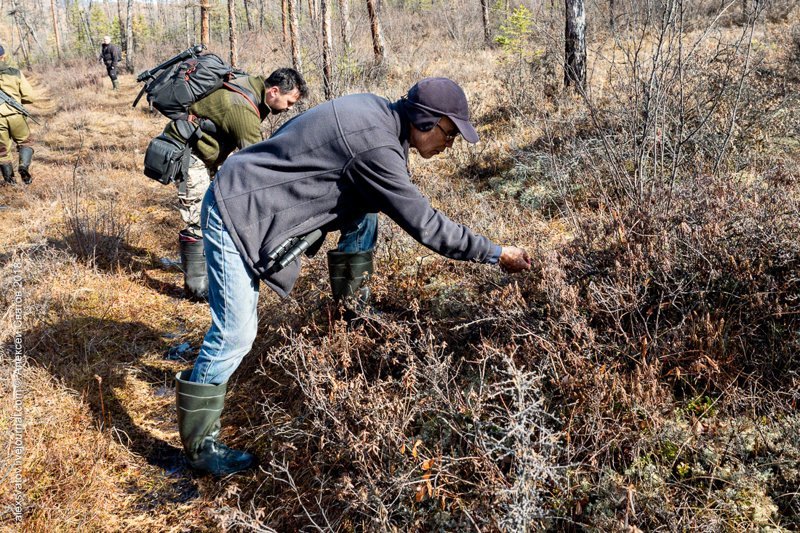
[
  {"x1": 133, "y1": 46, "x2": 260, "y2": 184},
  {"x1": 145, "y1": 52, "x2": 253, "y2": 121},
  {"x1": 133, "y1": 45, "x2": 259, "y2": 121}
]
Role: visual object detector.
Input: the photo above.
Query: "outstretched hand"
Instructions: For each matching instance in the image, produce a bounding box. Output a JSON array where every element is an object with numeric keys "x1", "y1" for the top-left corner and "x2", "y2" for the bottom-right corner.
[{"x1": 498, "y1": 246, "x2": 531, "y2": 273}]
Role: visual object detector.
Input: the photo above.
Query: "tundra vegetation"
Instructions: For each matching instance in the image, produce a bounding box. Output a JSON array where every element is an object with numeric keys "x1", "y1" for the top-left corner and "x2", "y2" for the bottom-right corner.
[{"x1": 0, "y1": 0, "x2": 798, "y2": 530}]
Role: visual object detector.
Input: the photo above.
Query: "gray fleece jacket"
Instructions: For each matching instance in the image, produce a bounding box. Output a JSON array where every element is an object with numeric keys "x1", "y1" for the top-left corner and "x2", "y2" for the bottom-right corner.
[{"x1": 213, "y1": 93, "x2": 499, "y2": 297}]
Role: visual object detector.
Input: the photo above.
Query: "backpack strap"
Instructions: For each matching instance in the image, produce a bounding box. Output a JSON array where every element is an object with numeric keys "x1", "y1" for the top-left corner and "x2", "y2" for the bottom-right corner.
[{"x1": 222, "y1": 80, "x2": 261, "y2": 118}]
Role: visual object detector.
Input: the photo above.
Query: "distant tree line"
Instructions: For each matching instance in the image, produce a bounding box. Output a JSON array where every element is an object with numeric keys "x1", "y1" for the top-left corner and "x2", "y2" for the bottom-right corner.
[{"x1": 3, "y1": 0, "x2": 594, "y2": 95}]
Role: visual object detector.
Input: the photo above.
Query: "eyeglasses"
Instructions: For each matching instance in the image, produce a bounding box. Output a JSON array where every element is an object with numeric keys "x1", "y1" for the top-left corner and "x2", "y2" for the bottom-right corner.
[{"x1": 436, "y1": 122, "x2": 459, "y2": 142}]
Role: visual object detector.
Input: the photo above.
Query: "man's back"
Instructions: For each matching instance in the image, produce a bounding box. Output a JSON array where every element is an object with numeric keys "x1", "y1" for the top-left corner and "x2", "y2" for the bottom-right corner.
[
  {"x1": 0, "y1": 62, "x2": 33, "y2": 116},
  {"x1": 168, "y1": 76, "x2": 266, "y2": 170},
  {"x1": 216, "y1": 93, "x2": 402, "y2": 231},
  {"x1": 215, "y1": 92, "x2": 495, "y2": 296}
]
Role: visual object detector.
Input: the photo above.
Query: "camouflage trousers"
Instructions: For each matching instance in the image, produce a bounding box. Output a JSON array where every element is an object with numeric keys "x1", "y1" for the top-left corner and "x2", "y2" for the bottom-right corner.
[
  {"x1": 0, "y1": 113, "x2": 32, "y2": 164},
  {"x1": 176, "y1": 154, "x2": 212, "y2": 237}
]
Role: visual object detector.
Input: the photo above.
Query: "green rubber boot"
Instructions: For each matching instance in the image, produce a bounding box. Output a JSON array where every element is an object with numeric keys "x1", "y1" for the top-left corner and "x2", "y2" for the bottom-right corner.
[
  {"x1": 327, "y1": 250, "x2": 374, "y2": 317},
  {"x1": 179, "y1": 231, "x2": 208, "y2": 301},
  {"x1": 175, "y1": 370, "x2": 257, "y2": 476},
  {"x1": 18, "y1": 146, "x2": 33, "y2": 184},
  {"x1": 1, "y1": 163, "x2": 14, "y2": 185}
]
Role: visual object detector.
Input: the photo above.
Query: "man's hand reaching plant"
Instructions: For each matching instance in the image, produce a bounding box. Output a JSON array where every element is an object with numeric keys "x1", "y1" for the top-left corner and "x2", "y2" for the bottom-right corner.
[{"x1": 499, "y1": 246, "x2": 531, "y2": 273}]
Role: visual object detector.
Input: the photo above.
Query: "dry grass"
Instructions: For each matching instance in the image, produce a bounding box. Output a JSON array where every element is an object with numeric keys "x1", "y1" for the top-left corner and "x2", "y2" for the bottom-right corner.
[{"x1": 1, "y1": 1, "x2": 799, "y2": 531}]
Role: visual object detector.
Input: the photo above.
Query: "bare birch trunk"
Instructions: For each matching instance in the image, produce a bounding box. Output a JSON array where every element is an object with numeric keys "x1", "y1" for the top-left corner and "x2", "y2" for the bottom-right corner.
[
  {"x1": 321, "y1": 0, "x2": 333, "y2": 99},
  {"x1": 365, "y1": 0, "x2": 386, "y2": 66},
  {"x1": 125, "y1": 0, "x2": 134, "y2": 72},
  {"x1": 288, "y1": 0, "x2": 302, "y2": 71},
  {"x1": 228, "y1": 0, "x2": 238, "y2": 66},
  {"x1": 185, "y1": 4, "x2": 192, "y2": 46},
  {"x1": 480, "y1": 0, "x2": 490, "y2": 45},
  {"x1": 338, "y1": 0, "x2": 350, "y2": 51},
  {"x1": 564, "y1": 0, "x2": 586, "y2": 92}
]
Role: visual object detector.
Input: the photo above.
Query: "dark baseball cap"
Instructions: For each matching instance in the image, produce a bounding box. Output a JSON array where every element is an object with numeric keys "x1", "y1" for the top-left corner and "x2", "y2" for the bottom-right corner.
[{"x1": 405, "y1": 77, "x2": 479, "y2": 143}]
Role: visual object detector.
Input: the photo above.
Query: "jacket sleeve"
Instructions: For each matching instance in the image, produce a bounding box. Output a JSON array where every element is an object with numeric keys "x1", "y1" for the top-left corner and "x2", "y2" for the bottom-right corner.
[
  {"x1": 18, "y1": 72, "x2": 33, "y2": 105},
  {"x1": 349, "y1": 146, "x2": 497, "y2": 263},
  {"x1": 114, "y1": 46, "x2": 122, "y2": 63}
]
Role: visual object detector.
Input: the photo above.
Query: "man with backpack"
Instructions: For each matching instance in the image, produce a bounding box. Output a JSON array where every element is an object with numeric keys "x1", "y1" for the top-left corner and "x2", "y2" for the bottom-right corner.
[
  {"x1": 168, "y1": 67, "x2": 308, "y2": 300},
  {"x1": 99, "y1": 36, "x2": 122, "y2": 90},
  {"x1": 174, "y1": 77, "x2": 532, "y2": 475},
  {"x1": 0, "y1": 44, "x2": 35, "y2": 185}
]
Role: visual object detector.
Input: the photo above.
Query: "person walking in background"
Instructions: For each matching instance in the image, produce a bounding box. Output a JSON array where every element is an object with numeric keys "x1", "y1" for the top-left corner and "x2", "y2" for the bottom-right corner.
[
  {"x1": 166, "y1": 67, "x2": 307, "y2": 300},
  {"x1": 99, "y1": 36, "x2": 122, "y2": 90},
  {"x1": 174, "y1": 77, "x2": 532, "y2": 476},
  {"x1": 0, "y1": 45, "x2": 35, "y2": 185}
]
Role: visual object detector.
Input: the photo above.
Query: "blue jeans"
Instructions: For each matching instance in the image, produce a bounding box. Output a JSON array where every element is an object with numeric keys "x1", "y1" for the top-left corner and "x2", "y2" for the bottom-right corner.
[
  {"x1": 190, "y1": 185, "x2": 377, "y2": 385},
  {"x1": 190, "y1": 186, "x2": 260, "y2": 385},
  {"x1": 337, "y1": 213, "x2": 378, "y2": 253}
]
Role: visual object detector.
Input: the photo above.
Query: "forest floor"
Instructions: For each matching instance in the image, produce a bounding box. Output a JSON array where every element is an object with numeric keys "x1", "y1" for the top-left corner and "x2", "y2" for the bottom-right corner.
[
  {"x1": 0, "y1": 62, "x2": 557, "y2": 530},
  {"x1": 2, "y1": 11, "x2": 800, "y2": 531}
]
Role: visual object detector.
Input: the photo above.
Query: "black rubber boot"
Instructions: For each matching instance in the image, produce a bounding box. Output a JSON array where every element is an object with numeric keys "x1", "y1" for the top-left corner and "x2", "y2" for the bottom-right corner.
[
  {"x1": 18, "y1": 146, "x2": 33, "y2": 184},
  {"x1": 179, "y1": 232, "x2": 208, "y2": 301},
  {"x1": 1, "y1": 163, "x2": 14, "y2": 185},
  {"x1": 327, "y1": 250, "x2": 374, "y2": 319},
  {"x1": 175, "y1": 370, "x2": 257, "y2": 476}
]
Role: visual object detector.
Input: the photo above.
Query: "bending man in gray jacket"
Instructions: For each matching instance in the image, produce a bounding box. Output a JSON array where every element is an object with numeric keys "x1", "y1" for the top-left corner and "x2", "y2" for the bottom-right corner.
[{"x1": 174, "y1": 77, "x2": 532, "y2": 476}]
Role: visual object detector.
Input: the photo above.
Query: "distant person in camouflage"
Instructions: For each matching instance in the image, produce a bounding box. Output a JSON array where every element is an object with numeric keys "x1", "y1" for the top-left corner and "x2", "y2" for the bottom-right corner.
[
  {"x1": 99, "y1": 36, "x2": 122, "y2": 90},
  {"x1": 0, "y1": 45, "x2": 35, "y2": 185},
  {"x1": 166, "y1": 67, "x2": 308, "y2": 300}
]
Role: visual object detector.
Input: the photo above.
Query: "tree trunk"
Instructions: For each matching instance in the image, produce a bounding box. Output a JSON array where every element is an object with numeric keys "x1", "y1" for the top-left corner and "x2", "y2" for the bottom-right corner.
[
  {"x1": 200, "y1": 0, "x2": 211, "y2": 47},
  {"x1": 281, "y1": 0, "x2": 288, "y2": 42},
  {"x1": 228, "y1": 0, "x2": 238, "y2": 66},
  {"x1": 609, "y1": 0, "x2": 615, "y2": 31},
  {"x1": 102, "y1": 0, "x2": 112, "y2": 23},
  {"x1": 125, "y1": 0, "x2": 134, "y2": 72},
  {"x1": 50, "y1": 0, "x2": 62, "y2": 58},
  {"x1": 14, "y1": 12, "x2": 31, "y2": 69},
  {"x1": 185, "y1": 4, "x2": 192, "y2": 47},
  {"x1": 338, "y1": 0, "x2": 350, "y2": 51},
  {"x1": 243, "y1": 0, "x2": 253, "y2": 31},
  {"x1": 365, "y1": 0, "x2": 386, "y2": 66},
  {"x1": 321, "y1": 0, "x2": 333, "y2": 99},
  {"x1": 288, "y1": 0, "x2": 302, "y2": 72},
  {"x1": 564, "y1": 0, "x2": 586, "y2": 92},
  {"x1": 81, "y1": 10, "x2": 94, "y2": 49},
  {"x1": 116, "y1": 0, "x2": 125, "y2": 54},
  {"x1": 480, "y1": 0, "x2": 490, "y2": 45},
  {"x1": 307, "y1": 0, "x2": 317, "y2": 25}
]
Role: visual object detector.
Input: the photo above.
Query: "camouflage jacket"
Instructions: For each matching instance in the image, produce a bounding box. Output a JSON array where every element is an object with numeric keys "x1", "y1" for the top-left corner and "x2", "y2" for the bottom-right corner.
[{"x1": 0, "y1": 61, "x2": 34, "y2": 117}]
